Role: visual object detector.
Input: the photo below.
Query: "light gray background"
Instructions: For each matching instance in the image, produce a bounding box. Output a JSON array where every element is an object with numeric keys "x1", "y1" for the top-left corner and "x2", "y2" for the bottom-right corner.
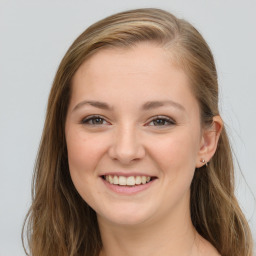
[{"x1": 0, "y1": 0, "x2": 255, "y2": 255}]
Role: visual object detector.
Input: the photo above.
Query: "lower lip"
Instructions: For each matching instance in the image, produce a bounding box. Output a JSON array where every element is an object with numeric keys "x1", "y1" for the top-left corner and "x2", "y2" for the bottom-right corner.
[{"x1": 102, "y1": 178, "x2": 156, "y2": 195}]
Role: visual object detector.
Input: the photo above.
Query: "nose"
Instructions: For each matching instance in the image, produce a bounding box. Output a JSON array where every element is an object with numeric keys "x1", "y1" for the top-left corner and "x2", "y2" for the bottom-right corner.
[{"x1": 108, "y1": 125, "x2": 146, "y2": 165}]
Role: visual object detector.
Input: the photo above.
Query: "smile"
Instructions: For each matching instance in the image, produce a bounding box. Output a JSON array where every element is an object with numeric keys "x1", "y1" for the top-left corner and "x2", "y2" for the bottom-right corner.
[{"x1": 103, "y1": 175, "x2": 154, "y2": 186}]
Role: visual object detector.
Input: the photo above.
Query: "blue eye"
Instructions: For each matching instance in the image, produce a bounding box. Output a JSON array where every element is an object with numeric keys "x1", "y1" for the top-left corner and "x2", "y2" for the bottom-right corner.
[
  {"x1": 81, "y1": 115, "x2": 108, "y2": 125},
  {"x1": 148, "y1": 116, "x2": 175, "y2": 127}
]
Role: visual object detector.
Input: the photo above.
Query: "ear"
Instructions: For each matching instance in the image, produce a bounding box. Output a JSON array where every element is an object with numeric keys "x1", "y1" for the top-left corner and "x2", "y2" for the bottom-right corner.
[{"x1": 196, "y1": 115, "x2": 223, "y2": 168}]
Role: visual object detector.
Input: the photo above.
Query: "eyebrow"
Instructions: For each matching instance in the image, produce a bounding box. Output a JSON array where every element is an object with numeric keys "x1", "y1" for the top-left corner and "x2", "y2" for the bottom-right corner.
[
  {"x1": 142, "y1": 100, "x2": 185, "y2": 111},
  {"x1": 72, "y1": 100, "x2": 113, "y2": 112},
  {"x1": 72, "y1": 100, "x2": 185, "y2": 112}
]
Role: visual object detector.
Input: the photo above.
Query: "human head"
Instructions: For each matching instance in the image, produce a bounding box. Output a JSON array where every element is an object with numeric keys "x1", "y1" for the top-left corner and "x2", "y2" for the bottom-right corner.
[{"x1": 24, "y1": 8, "x2": 252, "y2": 256}]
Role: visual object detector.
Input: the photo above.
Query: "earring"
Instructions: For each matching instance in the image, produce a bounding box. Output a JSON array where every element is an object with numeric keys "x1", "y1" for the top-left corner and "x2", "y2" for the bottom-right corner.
[{"x1": 201, "y1": 159, "x2": 208, "y2": 166}]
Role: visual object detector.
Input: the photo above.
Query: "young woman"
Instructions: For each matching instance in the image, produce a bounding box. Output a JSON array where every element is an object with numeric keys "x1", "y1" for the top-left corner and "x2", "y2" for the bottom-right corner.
[{"x1": 23, "y1": 8, "x2": 253, "y2": 256}]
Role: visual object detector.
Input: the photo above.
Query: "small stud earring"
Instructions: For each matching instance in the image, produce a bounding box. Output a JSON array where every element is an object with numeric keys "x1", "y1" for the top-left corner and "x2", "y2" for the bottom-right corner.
[{"x1": 201, "y1": 159, "x2": 208, "y2": 166}]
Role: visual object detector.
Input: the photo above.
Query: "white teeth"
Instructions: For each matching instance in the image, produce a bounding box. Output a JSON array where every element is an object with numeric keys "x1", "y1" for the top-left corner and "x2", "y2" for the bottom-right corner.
[
  {"x1": 119, "y1": 176, "x2": 126, "y2": 186},
  {"x1": 104, "y1": 175, "x2": 152, "y2": 186},
  {"x1": 141, "y1": 176, "x2": 147, "y2": 184},
  {"x1": 113, "y1": 175, "x2": 119, "y2": 184},
  {"x1": 127, "y1": 176, "x2": 135, "y2": 186},
  {"x1": 135, "y1": 176, "x2": 141, "y2": 184},
  {"x1": 109, "y1": 175, "x2": 114, "y2": 184}
]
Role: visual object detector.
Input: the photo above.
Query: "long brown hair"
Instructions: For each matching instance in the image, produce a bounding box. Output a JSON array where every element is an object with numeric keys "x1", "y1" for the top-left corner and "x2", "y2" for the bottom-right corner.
[{"x1": 22, "y1": 8, "x2": 253, "y2": 256}]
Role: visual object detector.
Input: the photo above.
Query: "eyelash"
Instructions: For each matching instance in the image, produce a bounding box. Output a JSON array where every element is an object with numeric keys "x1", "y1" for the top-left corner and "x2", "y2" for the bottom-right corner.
[
  {"x1": 147, "y1": 116, "x2": 176, "y2": 127},
  {"x1": 81, "y1": 115, "x2": 176, "y2": 127},
  {"x1": 81, "y1": 115, "x2": 109, "y2": 125}
]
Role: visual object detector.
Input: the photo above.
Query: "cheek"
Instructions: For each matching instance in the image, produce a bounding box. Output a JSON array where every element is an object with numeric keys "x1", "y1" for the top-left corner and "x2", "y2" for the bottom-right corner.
[
  {"x1": 146, "y1": 130, "x2": 201, "y2": 211},
  {"x1": 65, "y1": 130, "x2": 109, "y2": 205},
  {"x1": 66, "y1": 130, "x2": 107, "y2": 178},
  {"x1": 147, "y1": 129, "x2": 200, "y2": 175}
]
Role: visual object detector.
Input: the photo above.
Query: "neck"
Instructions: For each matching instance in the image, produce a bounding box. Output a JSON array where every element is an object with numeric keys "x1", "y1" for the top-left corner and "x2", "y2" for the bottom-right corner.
[{"x1": 98, "y1": 208, "x2": 199, "y2": 256}]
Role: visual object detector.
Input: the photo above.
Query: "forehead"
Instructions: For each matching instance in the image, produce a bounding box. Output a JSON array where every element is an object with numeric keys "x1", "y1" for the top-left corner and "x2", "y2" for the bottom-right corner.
[
  {"x1": 70, "y1": 42, "x2": 199, "y2": 113},
  {"x1": 77, "y1": 43, "x2": 171, "y2": 75},
  {"x1": 73, "y1": 42, "x2": 187, "y2": 88}
]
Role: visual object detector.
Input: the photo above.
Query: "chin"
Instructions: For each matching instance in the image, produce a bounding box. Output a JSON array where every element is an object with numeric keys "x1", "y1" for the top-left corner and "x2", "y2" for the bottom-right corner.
[{"x1": 96, "y1": 204, "x2": 155, "y2": 227}]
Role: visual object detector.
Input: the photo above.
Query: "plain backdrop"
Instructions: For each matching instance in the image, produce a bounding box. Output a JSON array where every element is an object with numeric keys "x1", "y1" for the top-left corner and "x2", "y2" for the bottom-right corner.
[{"x1": 0, "y1": 0, "x2": 255, "y2": 255}]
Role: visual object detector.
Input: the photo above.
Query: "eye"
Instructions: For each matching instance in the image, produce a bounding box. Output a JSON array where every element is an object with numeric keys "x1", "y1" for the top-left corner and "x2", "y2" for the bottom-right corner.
[
  {"x1": 81, "y1": 115, "x2": 109, "y2": 125},
  {"x1": 147, "y1": 116, "x2": 176, "y2": 127}
]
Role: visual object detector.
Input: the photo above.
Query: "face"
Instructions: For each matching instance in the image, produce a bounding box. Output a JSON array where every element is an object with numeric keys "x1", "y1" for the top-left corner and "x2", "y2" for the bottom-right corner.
[{"x1": 65, "y1": 43, "x2": 204, "y2": 227}]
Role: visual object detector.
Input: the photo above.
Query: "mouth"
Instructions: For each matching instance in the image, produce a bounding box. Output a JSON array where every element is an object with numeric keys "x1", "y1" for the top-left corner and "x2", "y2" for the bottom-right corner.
[{"x1": 101, "y1": 175, "x2": 157, "y2": 186}]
